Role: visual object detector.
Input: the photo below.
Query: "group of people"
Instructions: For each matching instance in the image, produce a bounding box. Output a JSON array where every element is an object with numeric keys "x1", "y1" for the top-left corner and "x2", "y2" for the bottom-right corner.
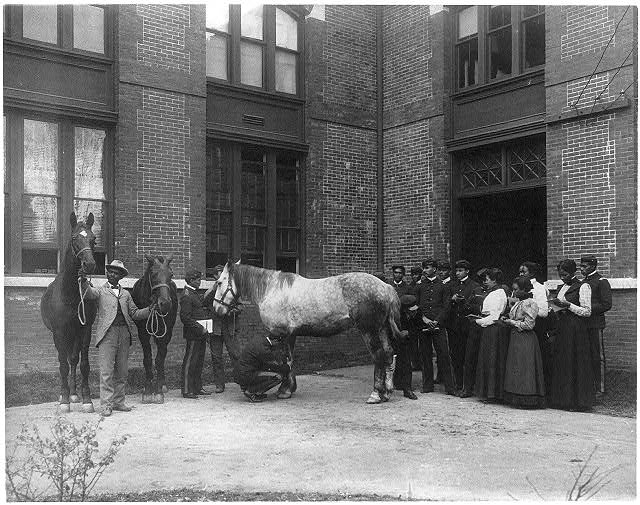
[{"x1": 378, "y1": 254, "x2": 611, "y2": 412}]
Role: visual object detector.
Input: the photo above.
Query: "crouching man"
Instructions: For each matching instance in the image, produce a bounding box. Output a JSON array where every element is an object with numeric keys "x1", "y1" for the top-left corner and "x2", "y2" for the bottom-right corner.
[{"x1": 234, "y1": 334, "x2": 291, "y2": 403}]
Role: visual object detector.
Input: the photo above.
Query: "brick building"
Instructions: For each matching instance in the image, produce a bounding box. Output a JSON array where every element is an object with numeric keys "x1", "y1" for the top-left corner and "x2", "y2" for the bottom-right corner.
[{"x1": 3, "y1": 5, "x2": 637, "y2": 377}]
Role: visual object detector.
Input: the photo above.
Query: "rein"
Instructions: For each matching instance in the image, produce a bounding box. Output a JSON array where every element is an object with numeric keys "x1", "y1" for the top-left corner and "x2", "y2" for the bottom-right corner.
[
  {"x1": 212, "y1": 274, "x2": 241, "y2": 312},
  {"x1": 145, "y1": 273, "x2": 171, "y2": 338},
  {"x1": 77, "y1": 276, "x2": 90, "y2": 325}
]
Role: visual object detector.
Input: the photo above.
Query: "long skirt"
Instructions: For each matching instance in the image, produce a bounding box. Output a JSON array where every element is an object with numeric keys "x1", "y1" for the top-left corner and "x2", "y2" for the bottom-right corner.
[
  {"x1": 550, "y1": 312, "x2": 594, "y2": 410},
  {"x1": 474, "y1": 324, "x2": 510, "y2": 401},
  {"x1": 503, "y1": 328, "x2": 546, "y2": 408}
]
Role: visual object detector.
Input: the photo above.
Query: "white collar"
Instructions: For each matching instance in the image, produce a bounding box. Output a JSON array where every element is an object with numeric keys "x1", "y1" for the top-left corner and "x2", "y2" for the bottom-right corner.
[
  {"x1": 426, "y1": 276, "x2": 437, "y2": 282},
  {"x1": 460, "y1": 276, "x2": 469, "y2": 282},
  {"x1": 393, "y1": 280, "x2": 403, "y2": 286}
]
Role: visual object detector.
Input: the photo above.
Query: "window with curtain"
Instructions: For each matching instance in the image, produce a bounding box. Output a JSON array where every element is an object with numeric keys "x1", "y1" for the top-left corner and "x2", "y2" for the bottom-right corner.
[
  {"x1": 488, "y1": 5, "x2": 512, "y2": 80},
  {"x1": 206, "y1": 3, "x2": 229, "y2": 80},
  {"x1": 522, "y1": 6, "x2": 545, "y2": 70},
  {"x1": 456, "y1": 6, "x2": 478, "y2": 89},
  {"x1": 275, "y1": 8, "x2": 298, "y2": 94},
  {"x1": 240, "y1": 4, "x2": 264, "y2": 88}
]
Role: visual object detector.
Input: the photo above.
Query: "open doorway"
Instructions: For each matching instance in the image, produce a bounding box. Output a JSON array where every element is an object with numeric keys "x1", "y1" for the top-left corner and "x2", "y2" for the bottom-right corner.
[{"x1": 458, "y1": 186, "x2": 547, "y2": 282}]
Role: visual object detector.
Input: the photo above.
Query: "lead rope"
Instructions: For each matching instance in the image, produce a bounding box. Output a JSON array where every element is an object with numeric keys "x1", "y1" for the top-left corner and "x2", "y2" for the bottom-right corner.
[
  {"x1": 77, "y1": 276, "x2": 90, "y2": 325},
  {"x1": 146, "y1": 306, "x2": 168, "y2": 339}
]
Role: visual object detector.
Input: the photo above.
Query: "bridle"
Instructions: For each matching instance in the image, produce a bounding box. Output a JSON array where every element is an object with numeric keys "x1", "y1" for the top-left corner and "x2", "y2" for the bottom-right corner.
[
  {"x1": 73, "y1": 234, "x2": 95, "y2": 326},
  {"x1": 212, "y1": 271, "x2": 241, "y2": 312},
  {"x1": 146, "y1": 268, "x2": 172, "y2": 339}
]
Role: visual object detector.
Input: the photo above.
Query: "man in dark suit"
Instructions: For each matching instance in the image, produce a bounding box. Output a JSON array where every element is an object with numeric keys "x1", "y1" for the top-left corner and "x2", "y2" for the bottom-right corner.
[
  {"x1": 448, "y1": 260, "x2": 483, "y2": 395},
  {"x1": 415, "y1": 259, "x2": 455, "y2": 395},
  {"x1": 408, "y1": 265, "x2": 423, "y2": 371},
  {"x1": 391, "y1": 265, "x2": 411, "y2": 297},
  {"x1": 579, "y1": 255, "x2": 612, "y2": 394}
]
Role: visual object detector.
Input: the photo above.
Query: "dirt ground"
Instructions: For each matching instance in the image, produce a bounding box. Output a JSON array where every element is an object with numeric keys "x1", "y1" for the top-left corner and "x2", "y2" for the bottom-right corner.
[{"x1": 4, "y1": 366, "x2": 636, "y2": 501}]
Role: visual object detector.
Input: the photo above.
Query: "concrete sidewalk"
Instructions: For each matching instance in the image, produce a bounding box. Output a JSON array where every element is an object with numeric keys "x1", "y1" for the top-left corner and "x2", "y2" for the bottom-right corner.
[{"x1": 5, "y1": 366, "x2": 636, "y2": 500}]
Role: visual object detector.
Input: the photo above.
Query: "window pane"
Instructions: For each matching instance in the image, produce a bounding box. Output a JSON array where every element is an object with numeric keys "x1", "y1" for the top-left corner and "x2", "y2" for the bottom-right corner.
[
  {"x1": 22, "y1": 195, "x2": 57, "y2": 243},
  {"x1": 241, "y1": 42, "x2": 263, "y2": 87},
  {"x1": 75, "y1": 127, "x2": 106, "y2": 199},
  {"x1": 276, "y1": 8, "x2": 297, "y2": 50},
  {"x1": 74, "y1": 199, "x2": 105, "y2": 247},
  {"x1": 489, "y1": 27, "x2": 512, "y2": 79},
  {"x1": 457, "y1": 38, "x2": 478, "y2": 88},
  {"x1": 206, "y1": 142, "x2": 233, "y2": 277},
  {"x1": 276, "y1": 256, "x2": 298, "y2": 273},
  {"x1": 23, "y1": 119, "x2": 58, "y2": 195},
  {"x1": 23, "y1": 5, "x2": 58, "y2": 44},
  {"x1": 489, "y1": 5, "x2": 511, "y2": 30},
  {"x1": 241, "y1": 148, "x2": 266, "y2": 264},
  {"x1": 73, "y1": 5, "x2": 104, "y2": 53},
  {"x1": 206, "y1": 32, "x2": 228, "y2": 80},
  {"x1": 523, "y1": 5, "x2": 544, "y2": 18},
  {"x1": 275, "y1": 50, "x2": 296, "y2": 94},
  {"x1": 4, "y1": 115, "x2": 6, "y2": 193},
  {"x1": 241, "y1": 4, "x2": 263, "y2": 40},
  {"x1": 458, "y1": 6, "x2": 477, "y2": 39},
  {"x1": 206, "y1": 3, "x2": 229, "y2": 32},
  {"x1": 523, "y1": 16, "x2": 545, "y2": 69},
  {"x1": 22, "y1": 249, "x2": 58, "y2": 274}
]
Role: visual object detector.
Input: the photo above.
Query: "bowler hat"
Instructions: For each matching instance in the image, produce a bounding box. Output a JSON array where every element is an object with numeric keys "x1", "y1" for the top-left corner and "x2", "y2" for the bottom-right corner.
[
  {"x1": 105, "y1": 259, "x2": 129, "y2": 276},
  {"x1": 580, "y1": 255, "x2": 598, "y2": 266},
  {"x1": 400, "y1": 294, "x2": 417, "y2": 307},
  {"x1": 437, "y1": 261, "x2": 451, "y2": 270},
  {"x1": 410, "y1": 266, "x2": 423, "y2": 275},
  {"x1": 455, "y1": 259, "x2": 472, "y2": 271},
  {"x1": 392, "y1": 265, "x2": 406, "y2": 274},
  {"x1": 185, "y1": 267, "x2": 203, "y2": 282}
]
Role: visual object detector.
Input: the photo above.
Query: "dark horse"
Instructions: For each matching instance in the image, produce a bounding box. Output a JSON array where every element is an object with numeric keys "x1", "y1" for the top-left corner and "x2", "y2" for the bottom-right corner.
[
  {"x1": 211, "y1": 261, "x2": 407, "y2": 404},
  {"x1": 41, "y1": 212, "x2": 97, "y2": 413},
  {"x1": 132, "y1": 254, "x2": 178, "y2": 404}
]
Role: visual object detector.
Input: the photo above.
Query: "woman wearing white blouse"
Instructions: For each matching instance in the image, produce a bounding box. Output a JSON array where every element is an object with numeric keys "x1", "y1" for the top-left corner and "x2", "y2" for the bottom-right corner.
[
  {"x1": 548, "y1": 259, "x2": 594, "y2": 411},
  {"x1": 473, "y1": 268, "x2": 509, "y2": 402}
]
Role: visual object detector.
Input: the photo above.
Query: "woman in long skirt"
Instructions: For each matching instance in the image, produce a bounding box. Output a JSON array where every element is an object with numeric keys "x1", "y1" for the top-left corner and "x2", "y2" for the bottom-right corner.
[
  {"x1": 474, "y1": 268, "x2": 508, "y2": 402},
  {"x1": 548, "y1": 259, "x2": 594, "y2": 411},
  {"x1": 502, "y1": 276, "x2": 546, "y2": 408}
]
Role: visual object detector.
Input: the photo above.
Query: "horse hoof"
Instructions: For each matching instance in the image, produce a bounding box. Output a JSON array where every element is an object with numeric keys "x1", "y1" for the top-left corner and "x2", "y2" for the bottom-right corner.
[
  {"x1": 161, "y1": 385, "x2": 168, "y2": 394},
  {"x1": 381, "y1": 392, "x2": 390, "y2": 402},
  {"x1": 82, "y1": 403, "x2": 95, "y2": 413},
  {"x1": 58, "y1": 403, "x2": 71, "y2": 413},
  {"x1": 366, "y1": 391, "x2": 382, "y2": 404},
  {"x1": 277, "y1": 391, "x2": 292, "y2": 399},
  {"x1": 142, "y1": 394, "x2": 155, "y2": 404},
  {"x1": 70, "y1": 395, "x2": 81, "y2": 403},
  {"x1": 289, "y1": 376, "x2": 297, "y2": 393},
  {"x1": 154, "y1": 393, "x2": 165, "y2": 404}
]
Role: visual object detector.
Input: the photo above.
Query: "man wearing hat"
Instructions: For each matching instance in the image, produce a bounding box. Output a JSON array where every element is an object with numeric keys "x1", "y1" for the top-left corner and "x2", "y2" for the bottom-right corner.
[
  {"x1": 180, "y1": 267, "x2": 217, "y2": 399},
  {"x1": 80, "y1": 260, "x2": 152, "y2": 416},
  {"x1": 579, "y1": 255, "x2": 612, "y2": 394},
  {"x1": 393, "y1": 294, "x2": 418, "y2": 399}
]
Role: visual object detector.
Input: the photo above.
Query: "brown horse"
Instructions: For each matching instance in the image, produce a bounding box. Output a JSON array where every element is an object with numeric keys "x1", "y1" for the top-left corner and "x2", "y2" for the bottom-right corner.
[
  {"x1": 132, "y1": 254, "x2": 178, "y2": 404},
  {"x1": 41, "y1": 212, "x2": 97, "y2": 413},
  {"x1": 211, "y1": 261, "x2": 406, "y2": 404}
]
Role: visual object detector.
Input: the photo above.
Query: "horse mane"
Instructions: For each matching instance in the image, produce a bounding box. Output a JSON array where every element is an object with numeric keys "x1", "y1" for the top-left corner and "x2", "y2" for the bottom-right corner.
[
  {"x1": 232, "y1": 264, "x2": 297, "y2": 304},
  {"x1": 60, "y1": 239, "x2": 81, "y2": 304}
]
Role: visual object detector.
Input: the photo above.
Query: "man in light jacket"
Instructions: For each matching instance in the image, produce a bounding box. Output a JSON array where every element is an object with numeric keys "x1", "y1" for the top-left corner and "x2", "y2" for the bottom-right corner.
[{"x1": 81, "y1": 260, "x2": 151, "y2": 416}]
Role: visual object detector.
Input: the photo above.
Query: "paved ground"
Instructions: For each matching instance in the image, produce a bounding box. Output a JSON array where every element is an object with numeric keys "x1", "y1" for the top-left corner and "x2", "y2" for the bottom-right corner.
[{"x1": 5, "y1": 366, "x2": 636, "y2": 500}]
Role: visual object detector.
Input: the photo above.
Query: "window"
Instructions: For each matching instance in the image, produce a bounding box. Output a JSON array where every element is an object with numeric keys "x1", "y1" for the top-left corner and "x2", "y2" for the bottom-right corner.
[
  {"x1": 205, "y1": 5, "x2": 302, "y2": 95},
  {"x1": 456, "y1": 6, "x2": 478, "y2": 89},
  {"x1": 522, "y1": 6, "x2": 545, "y2": 69},
  {"x1": 4, "y1": 113, "x2": 111, "y2": 274},
  {"x1": 206, "y1": 141, "x2": 302, "y2": 275},
  {"x1": 454, "y1": 6, "x2": 545, "y2": 90},
  {"x1": 6, "y1": 5, "x2": 108, "y2": 56}
]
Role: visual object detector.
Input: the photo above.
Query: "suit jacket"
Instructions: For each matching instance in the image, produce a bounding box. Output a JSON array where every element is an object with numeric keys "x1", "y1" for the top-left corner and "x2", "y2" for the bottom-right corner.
[
  {"x1": 415, "y1": 277, "x2": 450, "y2": 326},
  {"x1": 583, "y1": 272, "x2": 612, "y2": 329},
  {"x1": 234, "y1": 335, "x2": 289, "y2": 385},
  {"x1": 180, "y1": 287, "x2": 215, "y2": 341},
  {"x1": 450, "y1": 276, "x2": 483, "y2": 319},
  {"x1": 391, "y1": 280, "x2": 412, "y2": 298},
  {"x1": 82, "y1": 281, "x2": 151, "y2": 347}
]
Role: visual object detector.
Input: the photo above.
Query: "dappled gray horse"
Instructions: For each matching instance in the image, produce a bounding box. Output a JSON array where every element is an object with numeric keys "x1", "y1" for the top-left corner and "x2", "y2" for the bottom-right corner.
[{"x1": 211, "y1": 261, "x2": 407, "y2": 404}]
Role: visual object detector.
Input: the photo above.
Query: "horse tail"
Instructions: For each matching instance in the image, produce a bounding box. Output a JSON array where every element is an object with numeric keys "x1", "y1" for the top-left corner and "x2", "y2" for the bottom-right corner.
[{"x1": 387, "y1": 289, "x2": 408, "y2": 340}]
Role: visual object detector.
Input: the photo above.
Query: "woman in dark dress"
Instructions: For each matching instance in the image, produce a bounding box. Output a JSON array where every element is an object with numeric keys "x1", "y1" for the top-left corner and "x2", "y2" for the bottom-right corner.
[
  {"x1": 549, "y1": 259, "x2": 594, "y2": 411},
  {"x1": 502, "y1": 276, "x2": 546, "y2": 408},
  {"x1": 473, "y1": 268, "x2": 509, "y2": 402}
]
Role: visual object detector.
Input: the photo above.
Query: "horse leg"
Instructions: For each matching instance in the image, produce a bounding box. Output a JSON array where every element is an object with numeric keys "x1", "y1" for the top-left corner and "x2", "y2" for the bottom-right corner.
[
  {"x1": 55, "y1": 332, "x2": 71, "y2": 413},
  {"x1": 79, "y1": 333, "x2": 94, "y2": 413},
  {"x1": 154, "y1": 337, "x2": 169, "y2": 403},
  {"x1": 277, "y1": 335, "x2": 296, "y2": 399},
  {"x1": 69, "y1": 333, "x2": 81, "y2": 404},
  {"x1": 360, "y1": 333, "x2": 384, "y2": 404},
  {"x1": 139, "y1": 331, "x2": 155, "y2": 403},
  {"x1": 379, "y1": 327, "x2": 396, "y2": 400}
]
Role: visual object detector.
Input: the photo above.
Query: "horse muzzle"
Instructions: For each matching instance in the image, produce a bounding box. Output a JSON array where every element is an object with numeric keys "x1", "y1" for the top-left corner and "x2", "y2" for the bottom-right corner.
[
  {"x1": 79, "y1": 259, "x2": 96, "y2": 276},
  {"x1": 157, "y1": 296, "x2": 172, "y2": 314}
]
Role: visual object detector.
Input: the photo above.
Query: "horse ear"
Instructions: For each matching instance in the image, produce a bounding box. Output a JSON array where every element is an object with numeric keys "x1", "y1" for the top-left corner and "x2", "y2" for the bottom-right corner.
[
  {"x1": 86, "y1": 213, "x2": 94, "y2": 228},
  {"x1": 145, "y1": 254, "x2": 154, "y2": 265},
  {"x1": 166, "y1": 253, "x2": 174, "y2": 264},
  {"x1": 235, "y1": 259, "x2": 241, "y2": 265},
  {"x1": 70, "y1": 212, "x2": 78, "y2": 229}
]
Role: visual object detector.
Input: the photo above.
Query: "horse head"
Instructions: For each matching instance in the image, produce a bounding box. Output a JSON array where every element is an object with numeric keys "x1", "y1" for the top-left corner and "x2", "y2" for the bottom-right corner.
[
  {"x1": 211, "y1": 260, "x2": 240, "y2": 316},
  {"x1": 71, "y1": 212, "x2": 96, "y2": 276},
  {"x1": 145, "y1": 253, "x2": 174, "y2": 314}
]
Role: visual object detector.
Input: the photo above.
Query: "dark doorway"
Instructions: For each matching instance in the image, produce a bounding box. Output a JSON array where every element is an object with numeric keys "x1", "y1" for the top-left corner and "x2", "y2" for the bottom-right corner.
[{"x1": 458, "y1": 186, "x2": 546, "y2": 282}]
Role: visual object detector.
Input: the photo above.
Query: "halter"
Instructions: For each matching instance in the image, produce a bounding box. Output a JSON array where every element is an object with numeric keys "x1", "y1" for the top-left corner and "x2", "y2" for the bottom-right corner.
[
  {"x1": 72, "y1": 236, "x2": 94, "y2": 326},
  {"x1": 212, "y1": 273, "x2": 241, "y2": 312},
  {"x1": 146, "y1": 269, "x2": 171, "y2": 338}
]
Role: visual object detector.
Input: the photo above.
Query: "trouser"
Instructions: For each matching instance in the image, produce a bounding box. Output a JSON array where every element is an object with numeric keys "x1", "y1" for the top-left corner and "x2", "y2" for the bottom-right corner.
[
  {"x1": 183, "y1": 339, "x2": 206, "y2": 395},
  {"x1": 244, "y1": 371, "x2": 284, "y2": 394},
  {"x1": 588, "y1": 327, "x2": 603, "y2": 392},
  {"x1": 534, "y1": 316, "x2": 553, "y2": 395},
  {"x1": 98, "y1": 325, "x2": 131, "y2": 407},
  {"x1": 462, "y1": 324, "x2": 481, "y2": 393},
  {"x1": 393, "y1": 340, "x2": 413, "y2": 391},
  {"x1": 408, "y1": 328, "x2": 421, "y2": 370},
  {"x1": 448, "y1": 319, "x2": 468, "y2": 389},
  {"x1": 418, "y1": 328, "x2": 455, "y2": 392},
  {"x1": 208, "y1": 317, "x2": 241, "y2": 388}
]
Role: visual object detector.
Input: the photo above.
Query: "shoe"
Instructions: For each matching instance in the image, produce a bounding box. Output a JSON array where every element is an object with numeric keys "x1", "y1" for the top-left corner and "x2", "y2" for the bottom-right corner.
[
  {"x1": 458, "y1": 390, "x2": 473, "y2": 398},
  {"x1": 101, "y1": 406, "x2": 112, "y2": 417},
  {"x1": 182, "y1": 393, "x2": 198, "y2": 399},
  {"x1": 445, "y1": 390, "x2": 457, "y2": 396},
  {"x1": 421, "y1": 386, "x2": 434, "y2": 393},
  {"x1": 256, "y1": 393, "x2": 268, "y2": 400},
  {"x1": 112, "y1": 404, "x2": 133, "y2": 412},
  {"x1": 244, "y1": 391, "x2": 264, "y2": 403},
  {"x1": 197, "y1": 389, "x2": 213, "y2": 395},
  {"x1": 215, "y1": 385, "x2": 225, "y2": 394},
  {"x1": 403, "y1": 390, "x2": 418, "y2": 400}
]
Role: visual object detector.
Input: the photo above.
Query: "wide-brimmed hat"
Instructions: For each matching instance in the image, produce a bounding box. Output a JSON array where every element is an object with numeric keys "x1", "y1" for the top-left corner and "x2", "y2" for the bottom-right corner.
[{"x1": 105, "y1": 259, "x2": 129, "y2": 276}]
